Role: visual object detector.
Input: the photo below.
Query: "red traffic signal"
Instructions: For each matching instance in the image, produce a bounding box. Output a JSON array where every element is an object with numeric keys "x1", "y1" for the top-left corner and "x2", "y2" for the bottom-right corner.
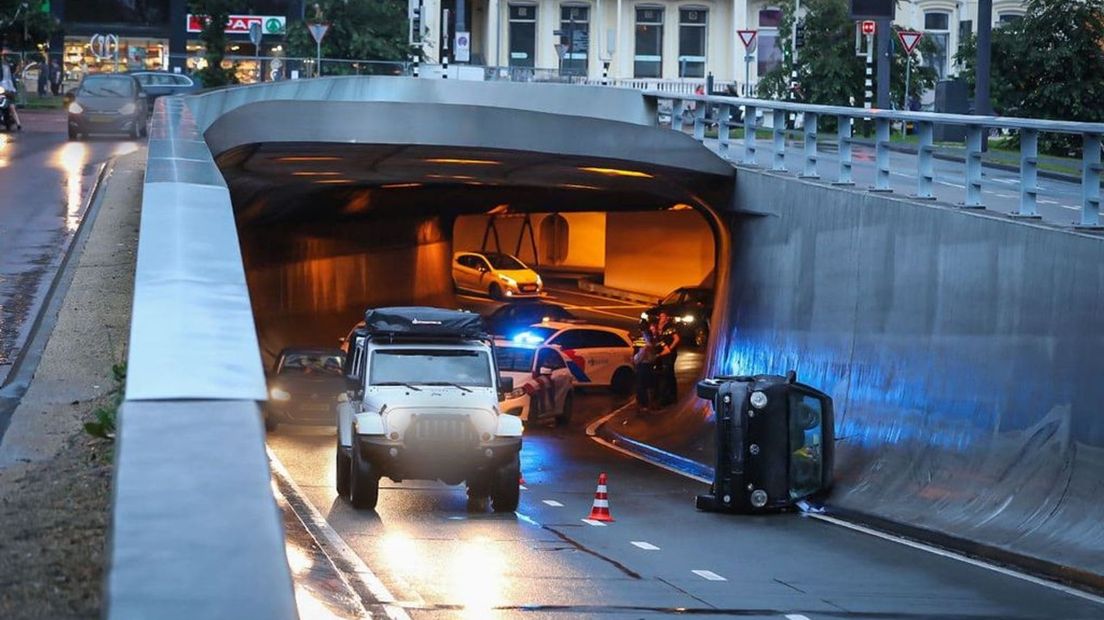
[{"x1": 861, "y1": 20, "x2": 876, "y2": 36}]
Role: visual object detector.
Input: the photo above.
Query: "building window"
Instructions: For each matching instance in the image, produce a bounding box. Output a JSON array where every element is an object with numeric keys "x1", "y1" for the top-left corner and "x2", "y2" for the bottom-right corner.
[
  {"x1": 634, "y1": 7, "x2": 664, "y2": 78},
  {"x1": 561, "y1": 5, "x2": 590, "y2": 76},
  {"x1": 678, "y1": 8, "x2": 707, "y2": 78},
  {"x1": 997, "y1": 13, "x2": 1023, "y2": 26},
  {"x1": 757, "y1": 9, "x2": 783, "y2": 77},
  {"x1": 923, "y1": 11, "x2": 950, "y2": 80},
  {"x1": 509, "y1": 5, "x2": 537, "y2": 68}
]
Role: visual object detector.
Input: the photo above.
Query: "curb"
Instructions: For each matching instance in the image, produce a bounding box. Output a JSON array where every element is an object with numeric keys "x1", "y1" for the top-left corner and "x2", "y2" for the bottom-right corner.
[
  {"x1": 577, "y1": 280, "x2": 658, "y2": 305},
  {"x1": 590, "y1": 411, "x2": 1104, "y2": 597},
  {"x1": 0, "y1": 159, "x2": 113, "y2": 438}
]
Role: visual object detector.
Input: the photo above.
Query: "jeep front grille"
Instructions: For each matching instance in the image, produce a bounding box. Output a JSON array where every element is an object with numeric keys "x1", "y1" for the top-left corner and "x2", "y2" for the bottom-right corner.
[{"x1": 408, "y1": 415, "x2": 480, "y2": 448}]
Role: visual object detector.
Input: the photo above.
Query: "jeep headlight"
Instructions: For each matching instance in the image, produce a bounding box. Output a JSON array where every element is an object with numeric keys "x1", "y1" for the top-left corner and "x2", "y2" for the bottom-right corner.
[{"x1": 269, "y1": 387, "x2": 291, "y2": 401}]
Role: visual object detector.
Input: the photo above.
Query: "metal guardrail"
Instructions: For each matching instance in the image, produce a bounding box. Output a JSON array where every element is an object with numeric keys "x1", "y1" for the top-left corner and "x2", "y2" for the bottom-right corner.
[{"x1": 643, "y1": 91, "x2": 1104, "y2": 229}]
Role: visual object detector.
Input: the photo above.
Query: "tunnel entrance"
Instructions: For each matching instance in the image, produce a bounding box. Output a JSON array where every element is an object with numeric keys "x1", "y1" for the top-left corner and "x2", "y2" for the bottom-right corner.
[{"x1": 216, "y1": 143, "x2": 730, "y2": 378}]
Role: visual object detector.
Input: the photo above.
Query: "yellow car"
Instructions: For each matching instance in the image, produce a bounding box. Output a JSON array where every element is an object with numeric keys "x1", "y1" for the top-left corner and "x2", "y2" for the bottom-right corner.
[{"x1": 452, "y1": 251, "x2": 543, "y2": 300}]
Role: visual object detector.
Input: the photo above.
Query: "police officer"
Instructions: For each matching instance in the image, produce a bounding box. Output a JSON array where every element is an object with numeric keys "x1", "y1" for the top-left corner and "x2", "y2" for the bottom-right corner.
[{"x1": 654, "y1": 310, "x2": 681, "y2": 406}]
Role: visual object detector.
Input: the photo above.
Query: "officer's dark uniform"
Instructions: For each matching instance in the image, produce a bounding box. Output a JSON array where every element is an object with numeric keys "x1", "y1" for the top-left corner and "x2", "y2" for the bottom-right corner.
[{"x1": 655, "y1": 320, "x2": 680, "y2": 406}]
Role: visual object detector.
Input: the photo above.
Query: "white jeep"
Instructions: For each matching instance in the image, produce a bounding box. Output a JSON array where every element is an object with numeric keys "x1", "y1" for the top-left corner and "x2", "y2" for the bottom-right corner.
[{"x1": 335, "y1": 307, "x2": 524, "y2": 511}]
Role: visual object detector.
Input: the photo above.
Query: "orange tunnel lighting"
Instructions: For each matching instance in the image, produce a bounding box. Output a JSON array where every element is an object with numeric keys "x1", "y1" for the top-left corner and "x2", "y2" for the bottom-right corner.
[
  {"x1": 578, "y1": 166, "x2": 653, "y2": 178},
  {"x1": 424, "y1": 158, "x2": 502, "y2": 165}
]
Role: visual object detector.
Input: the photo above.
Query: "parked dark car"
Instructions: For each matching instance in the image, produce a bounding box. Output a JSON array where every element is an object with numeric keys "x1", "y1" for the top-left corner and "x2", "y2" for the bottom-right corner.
[
  {"x1": 264, "y1": 348, "x2": 347, "y2": 431},
  {"x1": 641, "y1": 286, "x2": 714, "y2": 347},
  {"x1": 128, "y1": 70, "x2": 201, "y2": 102},
  {"x1": 484, "y1": 301, "x2": 577, "y2": 337},
  {"x1": 66, "y1": 74, "x2": 148, "y2": 140}
]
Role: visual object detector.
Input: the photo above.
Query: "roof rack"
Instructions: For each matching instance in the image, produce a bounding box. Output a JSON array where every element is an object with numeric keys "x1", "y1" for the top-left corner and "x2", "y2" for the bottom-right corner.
[{"x1": 363, "y1": 307, "x2": 488, "y2": 340}]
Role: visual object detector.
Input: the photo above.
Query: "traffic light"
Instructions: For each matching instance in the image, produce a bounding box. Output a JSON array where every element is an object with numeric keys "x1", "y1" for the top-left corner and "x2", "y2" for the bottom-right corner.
[{"x1": 795, "y1": 21, "x2": 806, "y2": 49}]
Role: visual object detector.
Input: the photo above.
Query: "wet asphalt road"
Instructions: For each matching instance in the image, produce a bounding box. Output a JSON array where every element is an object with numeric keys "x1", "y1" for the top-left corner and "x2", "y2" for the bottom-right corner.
[
  {"x1": 0, "y1": 110, "x2": 141, "y2": 384},
  {"x1": 267, "y1": 289, "x2": 1104, "y2": 619}
]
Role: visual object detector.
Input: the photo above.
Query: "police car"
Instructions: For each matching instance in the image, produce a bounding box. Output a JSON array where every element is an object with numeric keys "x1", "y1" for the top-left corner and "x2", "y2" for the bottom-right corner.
[
  {"x1": 495, "y1": 339, "x2": 575, "y2": 426},
  {"x1": 510, "y1": 321, "x2": 636, "y2": 394}
]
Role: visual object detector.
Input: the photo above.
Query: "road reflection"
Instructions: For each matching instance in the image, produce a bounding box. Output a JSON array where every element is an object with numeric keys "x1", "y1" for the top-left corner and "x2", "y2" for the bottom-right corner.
[
  {"x1": 53, "y1": 142, "x2": 89, "y2": 232},
  {"x1": 451, "y1": 536, "x2": 506, "y2": 619},
  {"x1": 0, "y1": 133, "x2": 10, "y2": 168}
]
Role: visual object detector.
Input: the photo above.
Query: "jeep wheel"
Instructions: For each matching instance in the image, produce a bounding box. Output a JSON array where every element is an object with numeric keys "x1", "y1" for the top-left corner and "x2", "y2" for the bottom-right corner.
[
  {"x1": 610, "y1": 367, "x2": 635, "y2": 396},
  {"x1": 335, "y1": 446, "x2": 351, "y2": 498},
  {"x1": 491, "y1": 453, "x2": 521, "y2": 513},
  {"x1": 349, "y1": 445, "x2": 380, "y2": 510},
  {"x1": 555, "y1": 393, "x2": 574, "y2": 426}
]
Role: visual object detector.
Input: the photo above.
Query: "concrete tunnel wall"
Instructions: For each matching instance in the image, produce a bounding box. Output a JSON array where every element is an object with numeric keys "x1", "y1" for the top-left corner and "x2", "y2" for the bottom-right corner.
[{"x1": 715, "y1": 170, "x2": 1104, "y2": 584}]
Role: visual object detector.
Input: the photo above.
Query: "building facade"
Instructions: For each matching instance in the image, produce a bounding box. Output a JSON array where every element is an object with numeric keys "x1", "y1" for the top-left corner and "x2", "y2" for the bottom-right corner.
[{"x1": 427, "y1": 0, "x2": 1027, "y2": 86}]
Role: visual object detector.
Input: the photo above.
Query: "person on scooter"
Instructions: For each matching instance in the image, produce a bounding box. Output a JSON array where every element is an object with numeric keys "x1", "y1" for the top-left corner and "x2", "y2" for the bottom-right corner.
[{"x1": 1, "y1": 58, "x2": 22, "y2": 131}]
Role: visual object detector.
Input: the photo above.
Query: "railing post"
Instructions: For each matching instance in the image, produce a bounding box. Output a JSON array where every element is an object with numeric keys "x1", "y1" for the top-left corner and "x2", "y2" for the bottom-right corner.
[
  {"x1": 718, "y1": 104, "x2": 732, "y2": 160},
  {"x1": 964, "y1": 125, "x2": 984, "y2": 208},
  {"x1": 1013, "y1": 128, "x2": 1040, "y2": 218},
  {"x1": 1080, "y1": 133, "x2": 1102, "y2": 228},
  {"x1": 772, "y1": 109, "x2": 787, "y2": 171},
  {"x1": 801, "y1": 112, "x2": 819, "y2": 178},
  {"x1": 835, "y1": 115, "x2": 853, "y2": 185},
  {"x1": 743, "y1": 105, "x2": 758, "y2": 166},
  {"x1": 916, "y1": 120, "x2": 934, "y2": 199},
  {"x1": 672, "y1": 99, "x2": 685, "y2": 132},
  {"x1": 693, "y1": 101, "x2": 706, "y2": 141},
  {"x1": 873, "y1": 116, "x2": 892, "y2": 191}
]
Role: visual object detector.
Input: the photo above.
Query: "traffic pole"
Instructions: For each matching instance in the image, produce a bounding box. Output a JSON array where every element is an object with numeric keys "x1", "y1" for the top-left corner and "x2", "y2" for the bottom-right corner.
[
  {"x1": 902, "y1": 55, "x2": 911, "y2": 138},
  {"x1": 315, "y1": 38, "x2": 321, "y2": 77},
  {"x1": 442, "y1": 8, "x2": 450, "y2": 79},
  {"x1": 864, "y1": 34, "x2": 873, "y2": 134}
]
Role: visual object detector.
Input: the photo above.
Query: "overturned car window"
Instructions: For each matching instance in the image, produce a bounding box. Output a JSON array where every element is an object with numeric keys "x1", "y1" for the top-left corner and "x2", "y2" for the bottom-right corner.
[
  {"x1": 788, "y1": 392, "x2": 824, "y2": 500},
  {"x1": 371, "y1": 349, "x2": 493, "y2": 387}
]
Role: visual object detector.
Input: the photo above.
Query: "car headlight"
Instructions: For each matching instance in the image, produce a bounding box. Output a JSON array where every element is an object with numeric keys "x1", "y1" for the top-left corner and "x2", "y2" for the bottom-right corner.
[
  {"x1": 535, "y1": 275, "x2": 543, "y2": 287},
  {"x1": 68, "y1": 101, "x2": 84, "y2": 114},
  {"x1": 269, "y1": 387, "x2": 291, "y2": 401},
  {"x1": 507, "y1": 387, "x2": 527, "y2": 399},
  {"x1": 749, "y1": 391, "x2": 768, "y2": 410},
  {"x1": 681, "y1": 314, "x2": 695, "y2": 324},
  {"x1": 119, "y1": 102, "x2": 137, "y2": 115},
  {"x1": 640, "y1": 311, "x2": 649, "y2": 320}
]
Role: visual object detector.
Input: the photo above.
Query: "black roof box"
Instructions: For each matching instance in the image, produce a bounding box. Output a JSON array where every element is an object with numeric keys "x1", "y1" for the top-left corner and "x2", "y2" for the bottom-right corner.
[{"x1": 363, "y1": 307, "x2": 486, "y2": 339}]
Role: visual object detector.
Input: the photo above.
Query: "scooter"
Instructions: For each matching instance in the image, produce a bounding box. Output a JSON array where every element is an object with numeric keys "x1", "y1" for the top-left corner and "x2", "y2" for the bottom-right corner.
[{"x1": 0, "y1": 86, "x2": 15, "y2": 131}]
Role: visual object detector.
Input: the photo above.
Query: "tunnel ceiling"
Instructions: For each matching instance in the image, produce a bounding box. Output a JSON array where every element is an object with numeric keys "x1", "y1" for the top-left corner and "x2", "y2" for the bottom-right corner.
[
  {"x1": 219, "y1": 143, "x2": 734, "y2": 227},
  {"x1": 205, "y1": 99, "x2": 735, "y2": 228}
]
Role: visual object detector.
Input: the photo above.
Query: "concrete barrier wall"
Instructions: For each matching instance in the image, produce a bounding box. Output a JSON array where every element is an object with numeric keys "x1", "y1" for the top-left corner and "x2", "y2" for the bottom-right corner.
[{"x1": 720, "y1": 169, "x2": 1104, "y2": 583}]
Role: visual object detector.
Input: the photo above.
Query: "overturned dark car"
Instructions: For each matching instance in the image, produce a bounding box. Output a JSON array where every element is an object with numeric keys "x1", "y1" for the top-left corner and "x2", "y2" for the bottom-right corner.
[
  {"x1": 641, "y1": 287, "x2": 713, "y2": 348},
  {"x1": 695, "y1": 372, "x2": 833, "y2": 513}
]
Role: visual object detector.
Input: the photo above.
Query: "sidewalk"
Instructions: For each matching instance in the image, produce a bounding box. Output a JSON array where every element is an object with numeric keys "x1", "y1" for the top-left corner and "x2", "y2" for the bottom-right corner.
[{"x1": 0, "y1": 151, "x2": 143, "y2": 618}]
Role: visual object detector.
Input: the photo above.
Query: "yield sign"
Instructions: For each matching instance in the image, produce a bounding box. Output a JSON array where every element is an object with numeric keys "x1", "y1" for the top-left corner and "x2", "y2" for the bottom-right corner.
[
  {"x1": 737, "y1": 29, "x2": 758, "y2": 49},
  {"x1": 897, "y1": 30, "x2": 923, "y2": 54},
  {"x1": 308, "y1": 22, "x2": 331, "y2": 44}
]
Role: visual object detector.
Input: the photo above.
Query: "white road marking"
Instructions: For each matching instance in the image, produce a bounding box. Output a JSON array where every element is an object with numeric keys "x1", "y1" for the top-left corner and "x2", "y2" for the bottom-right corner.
[
  {"x1": 1039, "y1": 199, "x2": 1059, "y2": 204},
  {"x1": 692, "y1": 569, "x2": 727, "y2": 581},
  {"x1": 542, "y1": 499, "x2": 564, "y2": 507},
  {"x1": 519, "y1": 485, "x2": 528, "y2": 490},
  {"x1": 995, "y1": 192, "x2": 1015, "y2": 199},
  {"x1": 587, "y1": 410, "x2": 1104, "y2": 606},
  {"x1": 937, "y1": 180, "x2": 966, "y2": 189},
  {"x1": 808, "y1": 514, "x2": 1104, "y2": 606},
  {"x1": 545, "y1": 286, "x2": 656, "y2": 306},
  {"x1": 266, "y1": 449, "x2": 416, "y2": 619},
  {"x1": 785, "y1": 615, "x2": 812, "y2": 620},
  {"x1": 581, "y1": 518, "x2": 608, "y2": 527},
  {"x1": 631, "y1": 541, "x2": 660, "y2": 550}
]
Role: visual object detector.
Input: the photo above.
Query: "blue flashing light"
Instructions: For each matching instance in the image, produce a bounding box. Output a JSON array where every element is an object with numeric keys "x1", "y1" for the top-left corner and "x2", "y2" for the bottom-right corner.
[{"x1": 512, "y1": 331, "x2": 545, "y2": 345}]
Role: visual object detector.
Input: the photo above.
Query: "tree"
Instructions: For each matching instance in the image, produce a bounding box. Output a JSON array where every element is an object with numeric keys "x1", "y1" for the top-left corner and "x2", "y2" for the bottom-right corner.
[
  {"x1": 959, "y1": 0, "x2": 1104, "y2": 123},
  {"x1": 286, "y1": 0, "x2": 408, "y2": 74},
  {"x1": 188, "y1": 0, "x2": 237, "y2": 87},
  {"x1": 0, "y1": 1, "x2": 60, "y2": 60},
  {"x1": 760, "y1": 0, "x2": 937, "y2": 114}
]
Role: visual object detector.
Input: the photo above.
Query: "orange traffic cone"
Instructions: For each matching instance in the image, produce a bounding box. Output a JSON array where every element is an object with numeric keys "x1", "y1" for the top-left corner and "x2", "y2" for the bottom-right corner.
[{"x1": 586, "y1": 473, "x2": 615, "y2": 522}]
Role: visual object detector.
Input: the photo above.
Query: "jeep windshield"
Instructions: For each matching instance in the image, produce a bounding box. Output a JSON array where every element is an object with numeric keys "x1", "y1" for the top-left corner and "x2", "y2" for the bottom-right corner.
[{"x1": 369, "y1": 349, "x2": 493, "y2": 388}]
